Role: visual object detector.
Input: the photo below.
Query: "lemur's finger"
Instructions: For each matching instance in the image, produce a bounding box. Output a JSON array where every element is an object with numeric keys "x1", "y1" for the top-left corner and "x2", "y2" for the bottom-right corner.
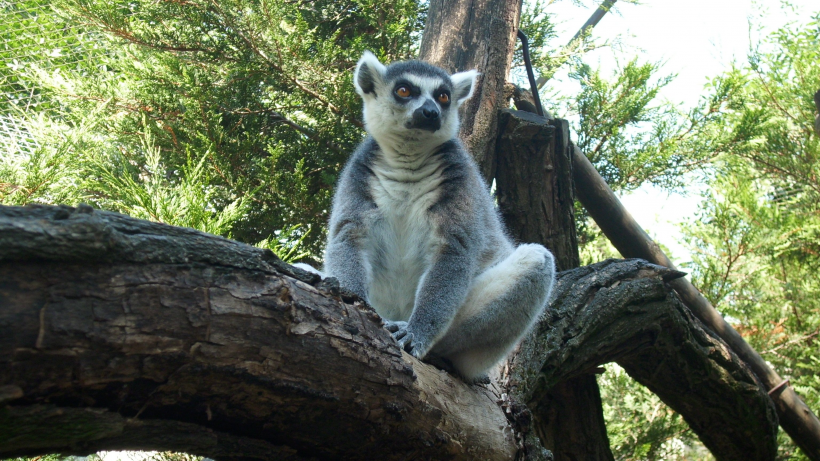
[{"x1": 399, "y1": 333, "x2": 415, "y2": 352}]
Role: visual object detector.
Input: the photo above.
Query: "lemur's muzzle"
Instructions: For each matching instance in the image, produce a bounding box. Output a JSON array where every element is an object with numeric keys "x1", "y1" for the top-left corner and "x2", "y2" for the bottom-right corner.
[{"x1": 411, "y1": 99, "x2": 442, "y2": 131}]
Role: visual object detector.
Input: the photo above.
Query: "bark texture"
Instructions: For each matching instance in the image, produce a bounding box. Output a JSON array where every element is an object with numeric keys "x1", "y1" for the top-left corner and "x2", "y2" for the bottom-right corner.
[
  {"x1": 419, "y1": 0, "x2": 522, "y2": 180},
  {"x1": 0, "y1": 204, "x2": 780, "y2": 461},
  {"x1": 495, "y1": 110, "x2": 577, "y2": 272},
  {"x1": 506, "y1": 259, "x2": 779, "y2": 461},
  {"x1": 0, "y1": 204, "x2": 516, "y2": 461},
  {"x1": 495, "y1": 109, "x2": 612, "y2": 461}
]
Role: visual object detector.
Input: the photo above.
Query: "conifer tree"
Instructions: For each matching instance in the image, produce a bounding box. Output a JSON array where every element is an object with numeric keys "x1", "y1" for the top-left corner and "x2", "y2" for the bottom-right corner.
[
  {"x1": 681, "y1": 12, "x2": 820, "y2": 459},
  {"x1": 1, "y1": 0, "x2": 425, "y2": 257}
]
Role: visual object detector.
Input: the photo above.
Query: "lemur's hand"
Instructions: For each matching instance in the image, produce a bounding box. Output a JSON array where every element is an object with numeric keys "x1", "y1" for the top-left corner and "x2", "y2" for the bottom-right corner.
[
  {"x1": 383, "y1": 320, "x2": 407, "y2": 333},
  {"x1": 384, "y1": 320, "x2": 427, "y2": 359}
]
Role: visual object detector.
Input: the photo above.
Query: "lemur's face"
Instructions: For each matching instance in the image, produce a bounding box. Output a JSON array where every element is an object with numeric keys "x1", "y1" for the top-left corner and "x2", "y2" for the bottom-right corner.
[{"x1": 353, "y1": 51, "x2": 478, "y2": 154}]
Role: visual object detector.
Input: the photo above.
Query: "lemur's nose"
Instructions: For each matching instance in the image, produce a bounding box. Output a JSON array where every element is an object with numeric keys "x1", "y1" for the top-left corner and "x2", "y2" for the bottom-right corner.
[{"x1": 411, "y1": 99, "x2": 443, "y2": 131}]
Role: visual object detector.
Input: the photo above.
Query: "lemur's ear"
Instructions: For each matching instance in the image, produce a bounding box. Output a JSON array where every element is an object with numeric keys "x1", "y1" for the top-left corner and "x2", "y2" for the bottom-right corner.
[
  {"x1": 354, "y1": 51, "x2": 387, "y2": 97},
  {"x1": 451, "y1": 70, "x2": 479, "y2": 105}
]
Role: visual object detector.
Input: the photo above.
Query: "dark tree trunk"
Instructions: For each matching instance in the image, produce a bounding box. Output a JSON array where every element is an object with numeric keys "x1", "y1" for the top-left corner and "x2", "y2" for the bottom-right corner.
[
  {"x1": 495, "y1": 110, "x2": 578, "y2": 269},
  {"x1": 495, "y1": 110, "x2": 613, "y2": 460},
  {"x1": 0, "y1": 205, "x2": 779, "y2": 461},
  {"x1": 531, "y1": 375, "x2": 613, "y2": 461},
  {"x1": 419, "y1": 0, "x2": 522, "y2": 181}
]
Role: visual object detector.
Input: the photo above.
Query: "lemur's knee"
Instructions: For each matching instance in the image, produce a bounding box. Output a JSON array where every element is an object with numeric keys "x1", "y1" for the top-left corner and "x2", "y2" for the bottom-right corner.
[
  {"x1": 513, "y1": 244, "x2": 554, "y2": 274},
  {"x1": 510, "y1": 244, "x2": 556, "y2": 299}
]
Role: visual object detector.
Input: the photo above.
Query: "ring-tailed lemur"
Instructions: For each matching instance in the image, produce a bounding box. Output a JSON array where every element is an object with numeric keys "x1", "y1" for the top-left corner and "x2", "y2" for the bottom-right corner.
[{"x1": 299, "y1": 51, "x2": 556, "y2": 382}]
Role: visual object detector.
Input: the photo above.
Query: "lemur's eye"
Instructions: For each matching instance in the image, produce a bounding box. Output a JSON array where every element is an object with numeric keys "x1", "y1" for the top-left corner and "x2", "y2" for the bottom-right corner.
[
  {"x1": 395, "y1": 86, "x2": 411, "y2": 98},
  {"x1": 438, "y1": 92, "x2": 450, "y2": 104}
]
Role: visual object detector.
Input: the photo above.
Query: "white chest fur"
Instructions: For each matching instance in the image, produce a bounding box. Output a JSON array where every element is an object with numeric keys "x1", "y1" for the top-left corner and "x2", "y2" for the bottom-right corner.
[{"x1": 364, "y1": 152, "x2": 446, "y2": 321}]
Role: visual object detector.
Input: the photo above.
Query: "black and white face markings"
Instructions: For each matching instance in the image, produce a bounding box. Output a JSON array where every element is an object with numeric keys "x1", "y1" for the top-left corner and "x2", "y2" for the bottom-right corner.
[
  {"x1": 353, "y1": 52, "x2": 478, "y2": 155},
  {"x1": 389, "y1": 75, "x2": 452, "y2": 132}
]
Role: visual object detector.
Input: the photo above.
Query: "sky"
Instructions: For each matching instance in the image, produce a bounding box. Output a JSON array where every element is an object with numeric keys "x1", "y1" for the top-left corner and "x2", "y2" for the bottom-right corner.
[{"x1": 543, "y1": 0, "x2": 818, "y2": 265}]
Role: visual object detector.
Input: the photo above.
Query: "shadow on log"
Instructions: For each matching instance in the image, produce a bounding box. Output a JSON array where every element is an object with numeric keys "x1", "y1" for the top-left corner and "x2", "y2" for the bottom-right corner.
[{"x1": 1, "y1": 205, "x2": 778, "y2": 460}]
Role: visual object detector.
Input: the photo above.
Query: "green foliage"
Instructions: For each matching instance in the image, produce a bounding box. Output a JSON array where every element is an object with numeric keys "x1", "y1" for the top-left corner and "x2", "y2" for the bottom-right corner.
[
  {"x1": 516, "y1": 0, "x2": 642, "y2": 86},
  {"x1": 0, "y1": 0, "x2": 103, "y2": 116},
  {"x1": 515, "y1": 0, "x2": 559, "y2": 74},
  {"x1": 2, "y1": 0, "x2": 697, "y2": 260},
  {"x1": 1, "y1": 451, "x2": 201, "y2": 461},
  {"x1": 144, "y1": 453, "x2": 201, "y2": 461},
  {"x1": 517, "y1": 4, "x2": 729, "y2": 253},
  {"x1": 88, "y1": 120, "x2": 254, "y2": 237},
  {"x1": 3, "y1": 456, "x2": 74, "y2": 461},
  {"x1": 564, "y1": 57, "x2": 737, "y2": 252},
  {"x1": 0, "y1": 0, "x2": 425, "y2": 259},
  {"x1": 581, "y1": 6, "x2": 820, "y2": 461},
  {"x1": 578, "y1": 220, "x2": 620, "y2": 266},
  {"x1": 599, "y1": 364, "x2": 713, "y2": 461},
  {"x1": 0, "y1": 108, "x2": 101, "y2": 205},
  {"x1": 8, "y1": 2, "x2": 815, "y2": 458},
  {"x1": 256, "y1": 224, "x2": 312, "y2": 263},
  {"x1": 2, "y1": 455, "x2": 103, "y2": 461},
  {"x1": 570, "y1": 58, "x2": 747, "y2": 195},
  {"x1": 678, "y1": 10, "x2": 820, "y2": 460}
]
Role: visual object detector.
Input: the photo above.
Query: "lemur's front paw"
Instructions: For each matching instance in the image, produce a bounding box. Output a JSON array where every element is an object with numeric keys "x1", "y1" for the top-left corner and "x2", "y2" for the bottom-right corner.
[
  {"x1": 383, "y1": 320, "x2": 408, "y2": 333},
  {"x1": 384, "y1": 321, "x2": 427, "y2": 358}
]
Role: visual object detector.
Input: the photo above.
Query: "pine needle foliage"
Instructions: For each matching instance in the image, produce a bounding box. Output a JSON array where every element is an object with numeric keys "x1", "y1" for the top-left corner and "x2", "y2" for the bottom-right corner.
[
  {"x1": 581, "y1": 6, "x2": 820, "y2": 460},
  {"x1": 599, "y1": 364, "x2": 713, "y2": 461},
  {"x1": 1, "y1": 0, "x2": 425, "y2": 259},
  {"x1": 677, "y1": 9, "x2": 820, "y2": 460}
]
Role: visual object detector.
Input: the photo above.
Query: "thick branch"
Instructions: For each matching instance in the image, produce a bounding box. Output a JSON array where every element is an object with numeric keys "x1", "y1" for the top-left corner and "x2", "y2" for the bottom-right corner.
[
  {"x1": 0, "y1": 204, "x2": 781, "y2": 461},
  {"x1": 570, "y1": 144, "x2": 820, "y2": 460},
  {"x1": 0, "y1": 204, "x2": 516, "y2": 461},
  {"x1": 504, "y1": 259, "x2": 779, "y2": 461}
]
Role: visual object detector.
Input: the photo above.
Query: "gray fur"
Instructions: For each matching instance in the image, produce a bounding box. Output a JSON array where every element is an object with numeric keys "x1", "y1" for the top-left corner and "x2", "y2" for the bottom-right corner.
[{"x1": 322, "y1": 52, "x2": 556, "y2": 381}]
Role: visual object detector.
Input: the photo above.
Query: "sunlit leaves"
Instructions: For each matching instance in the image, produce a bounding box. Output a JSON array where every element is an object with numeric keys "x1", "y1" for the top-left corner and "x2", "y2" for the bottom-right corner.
[
  {"x1": 0, "y1": 0, "x2": 424, "y2": 258},
  {"x1": 682, "y1": 9, "x2": 820, "y2": 460}
]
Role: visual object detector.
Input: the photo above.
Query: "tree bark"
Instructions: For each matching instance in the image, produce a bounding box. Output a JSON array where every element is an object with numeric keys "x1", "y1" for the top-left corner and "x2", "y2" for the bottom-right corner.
[
  {"x1": 506, "y1": 259, "x2": 779, "y2": 461},
  {"x1": 495, "y1": 110, "x2": 612, "y2": 461},
  {"x1": 495, "y1": 110, "x2": 578, "y2": 270},
  {"x1": 571, "y1": 143, "x2": 820, "y2": 460},
  {"x1": 0, "y1": 204, "x2": 517, "y2": 461},
  {"x1": 0, "y1": 205, "x2": 779, "y2": 461},
  {"x1": 419, "y1": 0, "x2": 522, "y2": 181}
]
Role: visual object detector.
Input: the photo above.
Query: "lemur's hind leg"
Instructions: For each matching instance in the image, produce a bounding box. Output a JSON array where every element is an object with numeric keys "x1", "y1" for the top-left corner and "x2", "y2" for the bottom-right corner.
[{"x1": 429, "y1": 244, "x2": 555, "y2": 381}]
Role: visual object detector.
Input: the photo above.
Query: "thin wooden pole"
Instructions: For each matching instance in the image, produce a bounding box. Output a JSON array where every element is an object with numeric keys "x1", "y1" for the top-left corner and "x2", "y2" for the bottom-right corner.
[{"x1": 571, "y1": 144, "x2": 820, "y2": 460}]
